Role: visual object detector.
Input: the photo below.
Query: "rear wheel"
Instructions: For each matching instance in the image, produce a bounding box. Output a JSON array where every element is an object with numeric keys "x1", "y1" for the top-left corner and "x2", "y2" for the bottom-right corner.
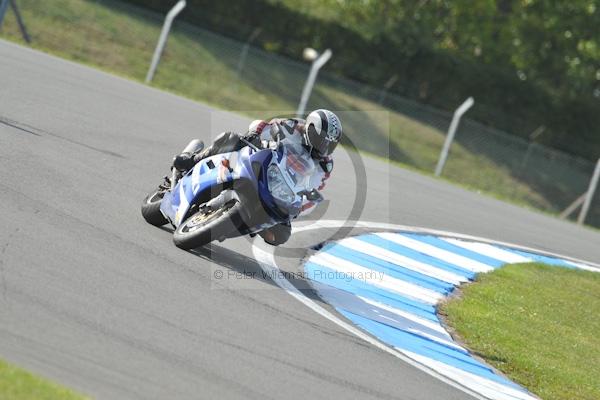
[
  {"x1": 173, "y1": 201, "x2": 244, "y2": 249},
  {"x1": 141, "y1": 190, "x2": 168, "y2": 226}
]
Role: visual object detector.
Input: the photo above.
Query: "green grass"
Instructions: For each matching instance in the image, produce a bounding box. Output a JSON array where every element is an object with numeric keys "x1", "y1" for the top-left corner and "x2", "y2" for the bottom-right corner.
[
  {"x1": 440, "y1": 263, "x2": 600, "y2": 400},
  {"x1": 1, "y1": 0, "x2": 597, "y2": 224},
  {"x1": 0, "y1": 358, "x2": 88, "y2": 399}
]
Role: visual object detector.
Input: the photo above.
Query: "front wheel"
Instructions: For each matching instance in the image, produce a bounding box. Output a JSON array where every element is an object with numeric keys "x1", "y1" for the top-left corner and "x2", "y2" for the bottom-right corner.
[
  {"x1": 173, "y1": 201, "x2": 244, "y2": 250},
  {"x1": 141, "y1": 190, "x2": 168, "y2": 226}
]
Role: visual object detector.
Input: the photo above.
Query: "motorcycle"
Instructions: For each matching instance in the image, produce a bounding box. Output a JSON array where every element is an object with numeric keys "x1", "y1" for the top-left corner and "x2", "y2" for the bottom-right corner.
[{"x1": 141, "y1": 138, "x2": 323, "y2": 249}]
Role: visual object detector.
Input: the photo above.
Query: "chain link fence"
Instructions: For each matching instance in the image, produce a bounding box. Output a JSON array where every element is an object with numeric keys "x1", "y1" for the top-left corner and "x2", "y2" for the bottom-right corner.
[{"x1": 2, "y1": 0, "x2": 598, "y2": 227}]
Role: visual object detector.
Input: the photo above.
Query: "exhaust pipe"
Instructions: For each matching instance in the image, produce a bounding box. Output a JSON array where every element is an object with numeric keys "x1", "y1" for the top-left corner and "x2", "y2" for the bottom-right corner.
[{"x1": 181, "y1": 138, "x2": 204, "y2": 154}]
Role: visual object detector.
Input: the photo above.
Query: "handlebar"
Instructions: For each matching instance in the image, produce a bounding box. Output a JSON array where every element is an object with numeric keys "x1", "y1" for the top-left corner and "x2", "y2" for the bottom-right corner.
[{"x1": 239, "y1": 136, "x2": 261, "y2": 151}]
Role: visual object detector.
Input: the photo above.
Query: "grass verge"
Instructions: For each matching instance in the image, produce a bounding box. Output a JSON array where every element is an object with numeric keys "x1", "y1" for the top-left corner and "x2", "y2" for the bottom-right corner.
[
  {"x1": 440, "y1": 263, "x2": 600, "y2": 400},
  {"x1": 0, "y1": 358, "x2": 88, "y2": 400}
]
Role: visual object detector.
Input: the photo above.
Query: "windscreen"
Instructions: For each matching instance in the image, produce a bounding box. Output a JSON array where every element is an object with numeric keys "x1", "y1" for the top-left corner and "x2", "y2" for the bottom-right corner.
[{"x1": 283, "y1": 143, "x2": 315, "y2": 189}]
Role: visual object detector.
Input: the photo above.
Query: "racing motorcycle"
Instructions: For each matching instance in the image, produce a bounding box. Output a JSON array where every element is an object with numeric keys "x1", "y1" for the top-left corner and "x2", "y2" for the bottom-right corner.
[{"x1": 141, "y1": 138, "x2": 322, "y2": 249}]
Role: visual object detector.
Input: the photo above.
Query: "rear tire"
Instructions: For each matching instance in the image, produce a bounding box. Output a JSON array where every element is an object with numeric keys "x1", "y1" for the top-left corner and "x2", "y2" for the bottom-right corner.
[
  {"x1": 141, "y1": 190, "x2": 168, "y2": 226},
  {"x1": 173, "y1": 201, "x2": 244, "y2": 250}
]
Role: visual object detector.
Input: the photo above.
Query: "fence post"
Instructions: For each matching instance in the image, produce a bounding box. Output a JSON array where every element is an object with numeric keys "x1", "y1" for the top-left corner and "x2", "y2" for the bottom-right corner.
[
  {"x1": 434, "y1": 97, "x2": 474, "y2": 176},
  {"x1": 520, "y1": 125, "x2": 545, "y2": 171},
  {"x1": 9, "y1": 0, "x2": 30, "y2": 43},
  {"x1": 296, "y1": 48, "x2": 332, "y2": 118},
  {"x1": 0, "y1": 0, "x2": 10, "y2": 28},
  {"x1": 559, "y1": 193, "x2": 586, "y2": 219},
  {"x1": 377, "y1": 74, "x2": 398, "y2": 104},
  {"x1": 145, "y1": 0, "x2": 186, "y2": 83},
  {"x1": 237, "y1": 28, "x2": 261, "y2": 78},
  {"x1": 577, "y1": 158, "x2": 600, "y2": 225}
]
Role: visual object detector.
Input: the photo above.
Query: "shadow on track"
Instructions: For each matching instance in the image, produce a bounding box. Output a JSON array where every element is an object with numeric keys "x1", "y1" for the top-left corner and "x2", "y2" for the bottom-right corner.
[{"x1": 157, "y1": 226, "x2": 326, "y2": 303}]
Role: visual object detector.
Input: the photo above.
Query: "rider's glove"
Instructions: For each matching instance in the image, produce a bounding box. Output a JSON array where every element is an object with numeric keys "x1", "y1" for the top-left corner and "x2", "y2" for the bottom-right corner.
[{"x1": 319, "y1": 157, "x2": 333, "y2": 173}]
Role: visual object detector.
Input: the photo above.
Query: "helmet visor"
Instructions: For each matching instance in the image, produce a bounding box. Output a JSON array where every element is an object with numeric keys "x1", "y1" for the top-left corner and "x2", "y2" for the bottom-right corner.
[{"x1": 307, "y1": 124, "x2": 339, "y2": 157}]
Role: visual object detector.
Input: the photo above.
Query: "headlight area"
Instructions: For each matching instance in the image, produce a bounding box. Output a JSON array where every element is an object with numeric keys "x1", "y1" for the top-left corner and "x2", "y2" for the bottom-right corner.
[{"x1": 267, "y1": 164, "x2": 295, "y2": 204}]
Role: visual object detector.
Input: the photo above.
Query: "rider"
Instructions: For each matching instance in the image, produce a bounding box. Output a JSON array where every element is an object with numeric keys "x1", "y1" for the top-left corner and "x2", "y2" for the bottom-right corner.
[{"x1": 172, "y1": 109, "x2": 343, "y2": 246}]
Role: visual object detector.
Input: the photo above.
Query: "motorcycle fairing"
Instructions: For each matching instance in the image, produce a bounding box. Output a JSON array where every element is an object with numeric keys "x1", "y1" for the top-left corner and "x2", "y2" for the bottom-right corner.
[
  {"x1": 160, "y1": 147, "x2": 273, "y2": 227},
  {"x1": 161, "y1": 152, "x2": 232, "y2": 226}
]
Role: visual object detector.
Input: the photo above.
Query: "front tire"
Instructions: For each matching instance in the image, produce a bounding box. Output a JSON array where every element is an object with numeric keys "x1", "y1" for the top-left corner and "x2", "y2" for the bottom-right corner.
[
  {"x1": 173, "y1": 201, "x2": 244, "y2": 250},
  {"x1": 141, "y1": 190, "x2": 168, "y2": 226}
]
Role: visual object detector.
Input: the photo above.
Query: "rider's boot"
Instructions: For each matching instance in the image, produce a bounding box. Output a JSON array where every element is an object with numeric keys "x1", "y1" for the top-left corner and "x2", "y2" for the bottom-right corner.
[
  {"x1": 172, "y1": 152, "x2": 199, "y2": 172},
  {"x1": 172, "y1": 145, "x2": 215, "y2": 171},
  {"x1": 172, "y1": 131, "x2": 245, "y2": 173},
  {"x1": 172, "y1": 139, "x2": 205, "y2": 172}
]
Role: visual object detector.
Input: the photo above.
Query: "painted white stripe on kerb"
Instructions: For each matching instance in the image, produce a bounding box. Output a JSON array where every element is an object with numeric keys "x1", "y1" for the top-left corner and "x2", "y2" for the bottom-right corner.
[
  {"x1": 565, "y1": 260, "x2": 599, "y2": 272},
  {"x1": 357, "y1": 297, "x2": 466, "y2": 352},
  {"x1": 337, "y1": 237, "x2": 468, "y2": 285},
  {"x1": 310, "y1": 252, "x2": 443, "y2": 304},
  {"x1": 404, "y1": 351, "x2": 538, "y2": 400},
  {"x1": 442, "y1": 238, "x2": 532, "y2": 264},
  {"x1": 357, "y1": 296, "x2": 451, "y2": 338},
  {"x1": 376, "y1": 232, "x2": 494, "y2": 273},
  {"x1": 406, "y1": 328, "x2": 466, "y2": 353}
]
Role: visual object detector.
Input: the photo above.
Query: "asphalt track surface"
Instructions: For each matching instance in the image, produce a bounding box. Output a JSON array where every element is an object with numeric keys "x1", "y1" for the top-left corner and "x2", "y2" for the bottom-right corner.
[{"x1": 0, "y1": 39, "x2": 598, "y2": 400}]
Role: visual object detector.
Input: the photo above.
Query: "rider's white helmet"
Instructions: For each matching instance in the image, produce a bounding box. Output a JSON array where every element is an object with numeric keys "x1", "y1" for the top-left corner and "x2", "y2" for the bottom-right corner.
[{"x1": 304, "y1": 109, "x2": 342, "y2": 158}]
